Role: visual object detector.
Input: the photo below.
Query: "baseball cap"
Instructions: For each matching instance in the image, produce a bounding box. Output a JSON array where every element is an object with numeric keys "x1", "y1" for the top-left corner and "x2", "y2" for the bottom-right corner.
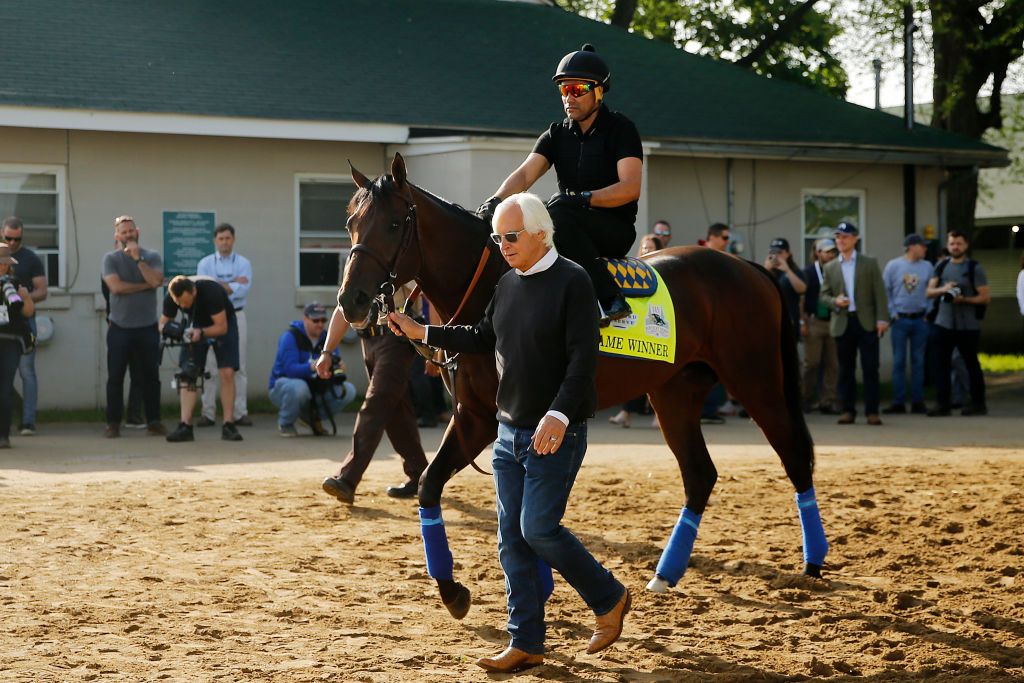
[
  {"x1": 903, "y1": 233, "x2": 926, "y2": 248},
  {"x1": 768, "y1": 237, "x2": 790, "y2": 252},
  {"x1": 815, "y1": 238, "x2": 837, "y2": 252},
  {"x1": 303, "y1": 302, "x2": 328, "y2": 319},
  {"x1": 834, "y1": 221, "x2": 859, "y2": 236}
]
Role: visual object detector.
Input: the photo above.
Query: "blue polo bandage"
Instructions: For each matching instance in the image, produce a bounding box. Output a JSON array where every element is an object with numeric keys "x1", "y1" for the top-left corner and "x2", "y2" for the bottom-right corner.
[
  {"x1": 419, "y1": 506, "x2": 454, "y2": 580},
  {"x1": 796, "y1": 487, "x2": 829, "y2": 566},
  {"x1": 654, "y1": 507, "x2": 702, "y2": 587},
  {"x1": 537, "y1": 557, "x2": 554, "y2": 601}
]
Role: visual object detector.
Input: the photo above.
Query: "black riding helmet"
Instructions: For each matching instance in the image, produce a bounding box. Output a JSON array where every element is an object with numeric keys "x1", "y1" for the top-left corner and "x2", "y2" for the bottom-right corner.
[{"x1": 552, "y1": 43, "x2": 611, "y2": 93}]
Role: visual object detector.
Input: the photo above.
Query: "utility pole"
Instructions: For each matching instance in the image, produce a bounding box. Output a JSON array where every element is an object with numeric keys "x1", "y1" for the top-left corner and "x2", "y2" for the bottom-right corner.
[
  {"x1": 903, "y1": 3, "x2": 917, "y2": 237},
  {"x1": 873, "y1": 58, "x2": 882, "y2": 110}
]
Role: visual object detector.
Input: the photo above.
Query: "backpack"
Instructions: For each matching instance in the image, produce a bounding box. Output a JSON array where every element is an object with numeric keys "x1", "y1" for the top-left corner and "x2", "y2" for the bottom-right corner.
[{"x1": 927, "y1": 257, "x2": 986, "y2": 323}]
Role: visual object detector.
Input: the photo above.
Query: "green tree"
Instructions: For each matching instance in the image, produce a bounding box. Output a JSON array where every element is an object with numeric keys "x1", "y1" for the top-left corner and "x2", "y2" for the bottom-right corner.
[
  {"x1": 556, "y1": 0, "x2": 850, "y2": 97},
  {"x1": 844, "y1": 0, "x2": 1023, "y2": 234}
]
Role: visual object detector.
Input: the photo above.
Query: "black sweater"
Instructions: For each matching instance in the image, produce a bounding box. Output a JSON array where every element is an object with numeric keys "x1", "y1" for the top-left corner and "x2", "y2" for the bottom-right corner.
[{"x1": 428, "y1": 256, "x2": 598, "y2": 427}]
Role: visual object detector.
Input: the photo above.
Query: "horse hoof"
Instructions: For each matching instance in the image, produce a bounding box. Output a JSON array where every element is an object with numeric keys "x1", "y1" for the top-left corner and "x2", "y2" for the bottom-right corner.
[
  {"x1": 443, "y1": 583, "x2": 471, "y2": 620},
  {"x1": 646, "y1": 576, "x2": 670, "y2": 594},
  {"x1": 803, "y1": 563, "x2": 823, "y2": 578}
]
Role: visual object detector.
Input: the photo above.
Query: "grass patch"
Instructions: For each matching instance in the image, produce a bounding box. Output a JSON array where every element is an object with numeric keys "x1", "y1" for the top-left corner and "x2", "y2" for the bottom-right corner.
[{"x1": 979, "y1": 354, "x2": 1024, "y2": 374}]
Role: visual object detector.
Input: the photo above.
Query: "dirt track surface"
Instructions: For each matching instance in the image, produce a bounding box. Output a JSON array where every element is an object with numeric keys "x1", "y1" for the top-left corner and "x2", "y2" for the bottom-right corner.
[{"x1": 1, "y1": 408, "x2": 1022, "y2": 682}]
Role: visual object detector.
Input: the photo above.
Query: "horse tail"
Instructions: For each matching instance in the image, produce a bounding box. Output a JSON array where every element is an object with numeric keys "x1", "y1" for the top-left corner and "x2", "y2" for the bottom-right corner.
[{"x1": 750, "y1": 262, "x2": 815, "y2": 472}]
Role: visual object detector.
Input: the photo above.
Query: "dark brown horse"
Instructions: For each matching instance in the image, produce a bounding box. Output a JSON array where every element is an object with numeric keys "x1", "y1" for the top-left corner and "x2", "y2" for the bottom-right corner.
[{"x1": 339, "y1": 154, "x2": 828, "y2": 618}]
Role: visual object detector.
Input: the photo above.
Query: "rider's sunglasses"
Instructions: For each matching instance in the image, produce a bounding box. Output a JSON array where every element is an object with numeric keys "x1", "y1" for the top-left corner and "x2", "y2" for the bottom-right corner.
[
  {"x1": 558, "y1": 82, "x2": 596, "y2": 98},
  {"x1": 490, "y1": 229, "x2": 527, "y2": 245},
  {"x1": 3, "y1": 235, "x2": 22, "y2": 243}
]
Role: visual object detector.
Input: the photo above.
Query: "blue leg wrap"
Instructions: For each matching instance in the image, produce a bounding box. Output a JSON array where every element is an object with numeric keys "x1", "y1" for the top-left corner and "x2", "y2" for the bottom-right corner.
[
  {"x1": 654, "y1": 507, "x2": 702, "y2": 588},
  {"x1": 796, "y1": 487, "x2": 829, "y2": 566},
  {"x1": 419, "y1": 506, "x2": 454, "y2": 581},
  {"x1": 537, "y1": 557, "x2": 554, "y2": 602}
]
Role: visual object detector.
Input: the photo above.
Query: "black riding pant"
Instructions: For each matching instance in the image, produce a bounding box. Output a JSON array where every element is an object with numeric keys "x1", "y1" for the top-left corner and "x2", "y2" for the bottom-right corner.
[{"x1": 547, "y1": 202, "x2": 636, "y2": 302}]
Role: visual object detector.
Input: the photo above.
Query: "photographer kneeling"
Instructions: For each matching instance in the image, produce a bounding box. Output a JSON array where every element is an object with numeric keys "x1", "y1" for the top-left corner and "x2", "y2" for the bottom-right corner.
[
  {"x1": 269, "y1": 303, "x2": 356, "y2": 437},
  {"x1": 160, "y1": 275, "x2": 243, "y2": 442},
  {"x1": 0, "y1": 244, "x2": 34, "y2": 448}
]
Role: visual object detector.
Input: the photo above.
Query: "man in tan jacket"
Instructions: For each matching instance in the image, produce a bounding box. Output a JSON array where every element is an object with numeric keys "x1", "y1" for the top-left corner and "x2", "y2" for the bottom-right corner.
[{"x1": 818, "y1": 222, "x2": 889, "y2": 425}]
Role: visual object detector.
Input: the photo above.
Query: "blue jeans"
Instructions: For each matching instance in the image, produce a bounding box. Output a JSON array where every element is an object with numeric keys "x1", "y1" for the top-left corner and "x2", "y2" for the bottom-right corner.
[
  {"x1": 16, "y1": 317, "x2": 37, "y2": 425},
  {"x1": 889, "y1": 316, "x2": 928, "y2": 404},
  {"x1": 269, "y1": 377, "x2": 356, "y2": 427},
  {"x1": 492, "y1": 421, "x2": 623, "y2": 655}
]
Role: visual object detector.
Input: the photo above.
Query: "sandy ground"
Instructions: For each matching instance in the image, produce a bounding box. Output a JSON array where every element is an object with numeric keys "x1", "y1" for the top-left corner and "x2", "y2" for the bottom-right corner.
[{"x1": 1, "y1": 400, "x2": 1023, "y2": 682}]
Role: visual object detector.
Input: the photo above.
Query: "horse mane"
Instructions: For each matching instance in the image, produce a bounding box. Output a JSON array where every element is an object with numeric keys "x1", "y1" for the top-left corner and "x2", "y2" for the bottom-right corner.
[{"x1": 348, "y1": 174, "x2": 490, "y2": 238}]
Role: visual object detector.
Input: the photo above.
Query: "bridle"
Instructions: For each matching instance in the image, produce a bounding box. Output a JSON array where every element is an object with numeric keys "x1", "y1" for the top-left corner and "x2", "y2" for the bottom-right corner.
[
  {"x1": 347, "y1": 190, "x2": 420, "y2": 325},
  {"x1": 346, "y1": 182, "x2": 495, "y2": 477}
]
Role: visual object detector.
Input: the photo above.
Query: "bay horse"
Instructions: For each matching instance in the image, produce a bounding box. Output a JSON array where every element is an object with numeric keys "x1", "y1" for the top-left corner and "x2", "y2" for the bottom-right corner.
[{"x1": 338, "y1": 153, "x2": 828, "y2": 619}]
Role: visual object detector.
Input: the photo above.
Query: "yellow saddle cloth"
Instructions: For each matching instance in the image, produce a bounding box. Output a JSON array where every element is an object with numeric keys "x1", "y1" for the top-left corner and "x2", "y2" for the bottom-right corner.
[{"x1": 598, "y1": 258, "x2": 676, "y2": 364}]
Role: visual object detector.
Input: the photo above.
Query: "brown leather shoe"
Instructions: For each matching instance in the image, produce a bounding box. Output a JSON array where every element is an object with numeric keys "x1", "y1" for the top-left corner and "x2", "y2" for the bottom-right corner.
[
  {"x1": 836, "y1": 412, "x2": 855, "y2": 425},
  {"x1": 587, "y1": 587, "x2": 631, "y2": 654},
  {"x1": 475, "y1": 647, "x2": 543, "y2": 673},
  {"x1": 866, "y1": 414, "x2": 883, "y2": 426}
]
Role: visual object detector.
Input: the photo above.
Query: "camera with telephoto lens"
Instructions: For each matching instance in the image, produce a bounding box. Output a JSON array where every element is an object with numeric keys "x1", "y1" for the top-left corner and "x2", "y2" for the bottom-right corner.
[
  {"x1": 0, "y1": 276, "x2": 24, "y2": 313},
  {"x1": 941, "y1": 285, "x2": 962, "y2": 303},
  {"x1": 161, "y1": 319, "x2": 186, "y2": 344}
]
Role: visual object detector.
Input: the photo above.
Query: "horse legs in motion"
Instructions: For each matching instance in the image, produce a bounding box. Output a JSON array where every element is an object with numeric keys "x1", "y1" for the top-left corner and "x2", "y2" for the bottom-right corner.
[
  {"x1": 416, "y1": 401, "x2": 498, "y2": 619},
  {"x1": 644, "y1": 287, "x2": 827, "y2": 592}
]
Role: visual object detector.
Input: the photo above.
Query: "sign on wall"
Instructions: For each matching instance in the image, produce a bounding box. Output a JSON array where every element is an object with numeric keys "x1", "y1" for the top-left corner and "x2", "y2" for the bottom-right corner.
[{"x1": 163, "y1": 211, "x2": 215, "y2": 278}]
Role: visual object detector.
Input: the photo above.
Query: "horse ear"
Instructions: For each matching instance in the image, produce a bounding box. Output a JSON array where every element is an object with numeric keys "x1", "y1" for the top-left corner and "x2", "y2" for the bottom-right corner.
[
  {"x1": 348, "y1": 160, "x2": 371, "y2": 189},
  {"x1": 391, "y1": 153, "x2": 407, "y2": 187}
]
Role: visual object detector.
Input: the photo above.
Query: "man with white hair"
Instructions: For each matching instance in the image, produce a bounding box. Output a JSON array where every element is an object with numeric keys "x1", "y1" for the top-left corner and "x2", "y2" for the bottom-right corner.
[{"x1": 388, "y1": 192, "x2": 630, "y2": 674}]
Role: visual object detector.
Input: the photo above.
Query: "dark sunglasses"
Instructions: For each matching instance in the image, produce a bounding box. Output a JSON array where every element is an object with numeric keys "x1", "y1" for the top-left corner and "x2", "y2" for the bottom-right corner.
[
  {"x1": 3, "y1": 235, "x2": 22, "y2": 243},
  {"x1": 490, "y1": 229, "x2": 527, "y2": 245},
  {"x1": 558, "y1": 82, "x2": 596, "y2": 98},
  {"x1": 310, "y1": 318, "x2": 327, "y2": 323}
]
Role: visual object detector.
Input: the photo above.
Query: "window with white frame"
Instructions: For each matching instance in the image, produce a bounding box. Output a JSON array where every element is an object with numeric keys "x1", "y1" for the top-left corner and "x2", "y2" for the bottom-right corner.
[
  {"x1": 800, "y1": 189, "x2": 865, "y2": 266},
  {"x1": 0, "y1": 168, "x2": 64, "y2": 287},
  {"x1": 296, "y1": 177, "x2": 356, "y2": 287}
]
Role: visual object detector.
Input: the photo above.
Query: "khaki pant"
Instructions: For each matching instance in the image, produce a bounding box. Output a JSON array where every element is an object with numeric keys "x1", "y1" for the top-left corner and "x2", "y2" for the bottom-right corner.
[{"x1": 802, "y1": 318, "x2": 838, "y2": 409}]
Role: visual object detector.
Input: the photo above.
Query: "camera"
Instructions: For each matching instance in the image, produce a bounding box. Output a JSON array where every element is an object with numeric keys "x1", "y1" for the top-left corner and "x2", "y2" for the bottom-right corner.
[
  {"x1": 941, "y1": 285, "x2": 962, "y2": 303},
  {"x1": 160, "y1": 319, "x2": 210, "y2": 391},
  {"x1": 320, "y1": 352, "x2": 348, "y2": 386},
  {"x1": 0, "y1": 276, "x2": 24, "y2": 313},
  {"x1": 161, "y1": 319, "x2": 186, "y2": 343}
]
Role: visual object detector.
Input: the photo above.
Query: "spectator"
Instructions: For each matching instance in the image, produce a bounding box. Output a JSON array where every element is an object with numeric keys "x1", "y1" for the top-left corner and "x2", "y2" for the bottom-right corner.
[
  {"x1": 101, "y1": 274, "x2": 144, "y2": 427},
  {"x1": 408, "y1": 299, "x2": 451, "y2": 428},
  {"x1": 704, "y1": 223, "x2": 730, "y2": 252},
  {"x1": 160, "y1": 275, "x2": 243, "y2": 442},
  {"x1": 101, "y1": 216, "x2": 166, "y2": 438},
  {"x1": 800, "y1": 238, "x2": 839, "y2": 414},
  {"x1": 652, "y1": 220, "x2": 672, "y2": 246},
  {"x1": 763, "y1": 237, "x2": 807, "y2": 330},
  {"x1": 701, "y1": 223, "x2": 733, "y2": 422},
  {"x1": 269, "y1": 302, "x2": 356, "y2": 436},
  {"x1": 2, "y1": 217, "x2": 47, "y2": 436},
  {"x1": 0, "y1": 243, "x2": 35, "y2": 448},
  {"x1": 319, "y1": 282, "x2": 429, "y2": 503},
  {"x1": 926, "y1": 230, "x2": 990, "y2": 416},
  {"x1": 819, "y1": 222, "x2": 889, "y2": 425},
  {"x1": 882, "y1": 234, "x2": 933, "y2": 414},
  {"x1": 197, "y1": 223, "x2": 253, "y2": 427}
]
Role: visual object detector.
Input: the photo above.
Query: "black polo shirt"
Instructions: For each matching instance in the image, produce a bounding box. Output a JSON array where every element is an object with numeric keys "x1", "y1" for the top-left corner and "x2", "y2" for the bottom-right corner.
[
  {"x1": 162, "y1": 277, "x2": 235, "y2": 328},
  {"x1": 532, "y1": 104, "x2": 643, "y2": 225}
]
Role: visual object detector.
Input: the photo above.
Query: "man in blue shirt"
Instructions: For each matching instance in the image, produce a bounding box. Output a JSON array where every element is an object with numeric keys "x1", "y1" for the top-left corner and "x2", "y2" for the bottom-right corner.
[
  {"x1": 882, "y1": 234, "x2": 934, "y2": 414},
  {"x1": 196, "y1": 223, "x2": 253, "y2": 426},
  {"x1": 268, "y1": 302, "x2": 356, "y2": 436}
]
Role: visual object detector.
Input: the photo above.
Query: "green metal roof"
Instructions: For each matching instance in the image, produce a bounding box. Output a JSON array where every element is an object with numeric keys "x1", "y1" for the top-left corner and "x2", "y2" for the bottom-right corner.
[{"x1": 0, "y1": 0, "x2": 1007, "y2": 166}]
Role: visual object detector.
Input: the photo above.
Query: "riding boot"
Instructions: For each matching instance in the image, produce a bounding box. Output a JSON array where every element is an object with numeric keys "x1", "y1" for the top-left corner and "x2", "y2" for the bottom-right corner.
[{"x1": 599, "y1": 294, "x2": 632, "y2": 327}]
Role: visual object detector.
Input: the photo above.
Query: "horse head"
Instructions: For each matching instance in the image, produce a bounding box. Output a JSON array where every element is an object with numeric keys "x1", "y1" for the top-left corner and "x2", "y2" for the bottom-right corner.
[{"x1": 339, "y1": 153, "x2": 421, "y2": 328}]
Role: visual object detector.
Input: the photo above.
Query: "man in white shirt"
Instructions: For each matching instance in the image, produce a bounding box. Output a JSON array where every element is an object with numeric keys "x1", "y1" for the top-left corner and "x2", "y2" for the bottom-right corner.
[{"x1": 196, "y1": 223, "x2": 253, "y2": 426}]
